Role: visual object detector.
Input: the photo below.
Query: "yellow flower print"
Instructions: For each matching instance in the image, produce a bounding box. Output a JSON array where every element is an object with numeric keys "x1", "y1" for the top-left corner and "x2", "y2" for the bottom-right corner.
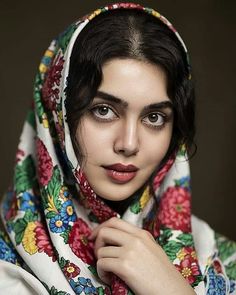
[
  {"x1": 42, "y1": 113, "x2": 49, "y2": 128},
  {"x1": 181, "y1": 267, "x2": 192, "y2": 278},
  {"x1": 177, "y1": 247, "x2": 197, "y2": 262},
  {"x1": 45, "y1": 49, "x2": 54, "y2": 58},
  {"x1": 39, "y1": 64, "x2": 47, "y2": 73},
  {"x1": 190, "y1": 250, "x2": 197, "y2": 260},
  {"x1": 57, "y1": 111, "x2": 63, "y2": 126},
  {"x1": 177, "y1": 248, "x2": 187, "y2": 261},
  {"x1": 39, "y1": 49, "x2": 54, "y2": 73},
  {"x1": 59, "y1": 186, "x2": 70, "y2": 201},
  {"x1": 47, "y1": 195, "x2": 59, "y2": 213},
  {"x1": 22, "y1": 222, "x2": 38, "y2": 255},
  {"x1": 152, "y1": 10, "x2": 161, "y2": 18},
  {"x1": 140, "y1": 186, "x2": 151, "y2": 209},
  {"x1": 88, "y1": 9, "x2": 102, "y2": 20}
]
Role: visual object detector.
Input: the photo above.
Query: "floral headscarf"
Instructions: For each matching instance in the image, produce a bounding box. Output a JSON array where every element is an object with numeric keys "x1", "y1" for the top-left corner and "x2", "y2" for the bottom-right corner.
[{"x1": 1, "y1": 3, "x2": 236, "y2": 295}]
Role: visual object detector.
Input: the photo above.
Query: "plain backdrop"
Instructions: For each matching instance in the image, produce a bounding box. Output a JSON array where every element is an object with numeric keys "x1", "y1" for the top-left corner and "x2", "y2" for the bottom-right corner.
[{"x1": 0, "y1": 0, "x2": 235, "y2": 240}]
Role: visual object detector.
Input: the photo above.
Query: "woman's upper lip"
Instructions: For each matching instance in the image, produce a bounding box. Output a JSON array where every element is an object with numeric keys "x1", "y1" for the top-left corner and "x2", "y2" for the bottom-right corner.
[{"x1": 102, "y1": 163, "x2": 139, "y2": 172}]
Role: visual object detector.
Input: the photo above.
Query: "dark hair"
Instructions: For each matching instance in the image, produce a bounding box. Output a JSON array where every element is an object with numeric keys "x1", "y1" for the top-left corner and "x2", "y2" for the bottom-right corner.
[{"x1": 65, "y1": 8, "x2": 196, "y2": 166}]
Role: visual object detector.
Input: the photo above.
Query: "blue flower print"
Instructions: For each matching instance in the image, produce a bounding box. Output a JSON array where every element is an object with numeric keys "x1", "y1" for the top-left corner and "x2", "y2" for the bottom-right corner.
[
  {"x1": 206, "y1": 267, "x2": 227, "y2": 295},
  {"x1": 19, "y1": 192, "x2": 37, "y2": 212},
  {"x1": 61, "y1": 200, "x2": 76, "y2": 222},
  {"x1": 175, "y1": 176, "x2": 190, "y2": 190},
  {"x1": 230, "y1": 280, "x2": 236, "y2": 293},
  {"x1": 0, "y1": 237, "x2": 18, "y2": 264},
  {"x1": 70, "y1": 277, "x2": 97, "y2": 294},
  {"x1": 49, "y1": 214, "x2": 68, "y2": 233}
]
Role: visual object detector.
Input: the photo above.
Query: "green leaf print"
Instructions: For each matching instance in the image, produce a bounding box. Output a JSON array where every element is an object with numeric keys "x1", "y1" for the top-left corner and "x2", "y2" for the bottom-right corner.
[
  {"x1": 14, "y1": 155, "x2": 37, "y2": 195},
  {"x1": 26, "y1": 109, "x2": 36, "y2": 130},
  {"x1": 46, "y1": 211, "x2": 57, "y2": 219},
  {"x1": 58, "y1": 256, "x2": 69, "y2": 269},
  {"x1": 130, "y1": 201, "x2": 141, "y2": 214},
  {"x1": 41, "y1": 188, "x2": 49, "y2": 211},
  {"x1": 58, "y1": 23, "x2": 77, "y2": 53},
  {"x1": 216, "y1": 233, "x2": 236, "y2": 262},
  {"x1": 34, "y1": 73, "x2": 45, "y2": 122},
  {"x1": 47, "y1": 166, "x2": 62, "y2": 211},
  {"x1": 97, "y1": 287, "x2": 105, "y2": 295},
  {"x1": 42, "y1": 283, "x2": 68, "y2": 295},
  {"x1": 176, "y1": 233, "x2": 193, "y2": 247},
  {"x1": 225, "y1": 260, "x2": 236, "y2": 280},
  {"x1": 49, "y1": 286, "x2": 67, "y2": 295},
  {"x1": 163, "y1": 240, "x2": 183, "y2": 262},
  {"x1": 88, "y1": 212, "x2": 99, "y2": 223},
  {"x1": 24, "y1": 210, "x2": 38, "y2": 223},
  {"x1": 158, "y1": 228, "x2": 173, "y2": 246},
  {"x1": 13, "y1": 218, "x2": 28, "y2": 245},
  {"x1": 60, "y1": 226, "x2": 71, "y2": 244},
  {"x1": 177, "y1": 145, "x2": 186, "y2": 157},
  {"x1": 88, "y1": 265, "x2": 98, "y2": 277}
]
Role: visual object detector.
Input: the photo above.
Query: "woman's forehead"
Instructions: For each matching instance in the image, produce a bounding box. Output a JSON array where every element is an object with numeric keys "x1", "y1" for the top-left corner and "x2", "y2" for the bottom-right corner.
[{"x1": 97, "y1": 58, "x2": 170, "y2": 107}]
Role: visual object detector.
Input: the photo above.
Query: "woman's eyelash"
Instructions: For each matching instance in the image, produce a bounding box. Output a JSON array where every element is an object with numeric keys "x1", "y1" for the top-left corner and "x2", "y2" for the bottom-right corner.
[
  {"x1": 89, "y1": 104, "x2": 118, "y2": 121},
  {"x1": 89, "y1": 104, "x2": 170, "y2": 129},
  {"x1": 142, "y1": 112, "x2": 169, "y2": 130}
]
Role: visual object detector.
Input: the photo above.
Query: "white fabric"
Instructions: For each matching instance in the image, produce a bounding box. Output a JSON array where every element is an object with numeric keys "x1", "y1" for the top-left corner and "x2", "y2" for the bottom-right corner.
[{"x1": 0, "y1": 260, "x2": 49, "y2": 295}]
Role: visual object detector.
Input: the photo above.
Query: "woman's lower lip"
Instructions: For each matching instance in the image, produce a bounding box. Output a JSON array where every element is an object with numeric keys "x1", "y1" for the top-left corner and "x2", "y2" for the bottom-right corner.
[{"x1": 104, "y1": 168, "x2": 137, "y2": 183}]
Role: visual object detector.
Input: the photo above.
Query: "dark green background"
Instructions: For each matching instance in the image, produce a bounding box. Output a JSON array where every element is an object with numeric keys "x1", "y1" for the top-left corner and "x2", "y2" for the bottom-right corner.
[{"x1": 0, "y1": 1, "x2": 235, "y2": 240}]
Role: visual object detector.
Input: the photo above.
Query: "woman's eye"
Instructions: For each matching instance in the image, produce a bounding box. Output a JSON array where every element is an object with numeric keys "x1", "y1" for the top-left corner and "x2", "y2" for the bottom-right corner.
[
  {"x1": 91, "y1": 105, "x2": 117, "y2": 121},
  {"x1": 142, "y1": 113, "x2": 165, "y2": 128}
]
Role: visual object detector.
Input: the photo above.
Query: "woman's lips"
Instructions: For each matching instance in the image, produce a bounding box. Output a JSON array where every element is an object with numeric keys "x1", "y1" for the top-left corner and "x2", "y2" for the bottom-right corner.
[{"x1": 102, "y1": 163, "x2": 138, "y2": 184}]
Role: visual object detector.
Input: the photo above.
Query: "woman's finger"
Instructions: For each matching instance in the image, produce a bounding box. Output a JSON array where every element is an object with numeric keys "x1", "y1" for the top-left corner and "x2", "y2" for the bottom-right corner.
[
  {"x1": 94, "y1": 227, "x2": 131, "y2": 257},
  {"x1": 89, "y1": 217, "x2": 141, "y2": 240},
  {"x1": 96, "y1": 245, "x2": 121, "y2": 259},
  {"x1": 97, "y1": 257, "x2": 127, "y2": 285}
]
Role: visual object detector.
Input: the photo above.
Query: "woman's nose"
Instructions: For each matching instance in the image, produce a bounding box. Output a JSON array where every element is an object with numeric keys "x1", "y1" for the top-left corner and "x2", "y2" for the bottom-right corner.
[{"x1": 113, "y1": 120, "x2": 139, "y2": 157}]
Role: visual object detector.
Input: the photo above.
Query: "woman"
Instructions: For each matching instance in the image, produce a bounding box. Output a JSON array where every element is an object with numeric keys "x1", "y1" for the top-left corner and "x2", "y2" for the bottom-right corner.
[{"x1": 0, "y1": 3, "x2": 235, "y2": 295}]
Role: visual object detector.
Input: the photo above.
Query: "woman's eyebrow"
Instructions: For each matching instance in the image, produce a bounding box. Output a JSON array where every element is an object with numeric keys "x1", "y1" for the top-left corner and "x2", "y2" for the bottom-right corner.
[
  {"x1": 96, "y1": 91, "x2": 128, "y2": 107},
  {"x1": 143, "y1": 101, "x2": 173, "y2": 112},
  {"x1": 96, "y1": 90, "x2": 173, "y2": 110}
]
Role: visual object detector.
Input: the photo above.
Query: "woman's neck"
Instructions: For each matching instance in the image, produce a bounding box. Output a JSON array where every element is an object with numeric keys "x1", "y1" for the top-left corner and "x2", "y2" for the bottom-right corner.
[{"x1": 100, "y1": 184, "x2": 147, "y2": 216}]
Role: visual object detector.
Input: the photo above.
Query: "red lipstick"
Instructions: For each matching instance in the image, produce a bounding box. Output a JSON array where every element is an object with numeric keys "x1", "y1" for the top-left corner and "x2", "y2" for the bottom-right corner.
[{"x1": 102, "y1": 163, "x2": 138, "y2": 183}]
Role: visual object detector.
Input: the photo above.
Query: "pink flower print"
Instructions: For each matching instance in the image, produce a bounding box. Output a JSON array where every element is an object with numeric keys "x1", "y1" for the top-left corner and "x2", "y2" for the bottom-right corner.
[
  {"x1": 36, "y1": 138, "x2": 53, "y2": 186},
  {"x1": 158, "y1": 186, "x2": 191, "y2": 232}
]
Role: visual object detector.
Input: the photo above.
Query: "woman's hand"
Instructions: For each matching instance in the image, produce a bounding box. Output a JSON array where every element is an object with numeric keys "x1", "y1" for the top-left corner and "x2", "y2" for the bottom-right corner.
[{"x1": 89, "y1": 217, "x2": 195, "y2": 295}]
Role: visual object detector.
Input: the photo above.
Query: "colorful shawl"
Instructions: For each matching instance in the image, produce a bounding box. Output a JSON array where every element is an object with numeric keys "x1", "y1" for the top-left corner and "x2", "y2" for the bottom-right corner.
[{"x1": 0, "y1": 3, "x2": 236, "y2": 295}]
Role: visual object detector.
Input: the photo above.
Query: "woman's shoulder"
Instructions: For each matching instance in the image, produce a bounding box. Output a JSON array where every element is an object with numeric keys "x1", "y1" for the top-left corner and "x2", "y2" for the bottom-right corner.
[
  {"x1": 192, "y1": 215, "x2": 236, "y2": 294},
  {"x1": 0, "y1": 229, "x2": 49, "y2": 294},
  {"x1": 192, "y1": 215, "x2": 236, "y2": 261}
]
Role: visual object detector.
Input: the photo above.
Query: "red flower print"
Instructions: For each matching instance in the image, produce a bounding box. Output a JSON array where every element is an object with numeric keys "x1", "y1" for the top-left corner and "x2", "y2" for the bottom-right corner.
[
  {"x1": 213, "y1": 259, "x2": 223, "y2": 274},
  {"x1": 5, "y1": 192, "x2": 18, "y2": 221},
  {"x1": 36, "y1": 138, "x2": 53, "y2": 186},
  {"x1": 63, "y1": 262, "x2": 80, "y2": 279},
  {"x1": 15, "y1": 149, "x2": 25, "y2": 163},
  {"x1": 55, "y1": 121, "x2": 65, "y2": 147},
  {"x1": 115, "y1": 3, "x2": 143, "y2": 9},
  {"x1": 176, "y1": 247, "x2": 197, "y2": 262},
  {"x1": 175, "y1": 255, "x2": 200, "y2": 284},
  {"x1": 68, "y1": 218, "x2": 95, "y2": 265},
  {"x1": 34, "y1": 221, "x2": 57, "y2": 261},
  {"x1": 104, "y1": 286, "x2": 112, "y2": 295},
  {"x1": 153, "y1": 156, "x2": 175, "y2": 190},
  {"x1": 41, "y1": 54, "x2": 64, "y2": 111},
  {"x1": 74, "y1": 168, "x2": 117, "y2": 222},
  {"x1": 157, "y1": 186, "x2": 191, "y2": 232},
  {"x1": 112, "y1": 276, "x2": 129, "y2": 295},
  {"x1": 143, "y1": 218, "x2": 160, "y2": 239}
]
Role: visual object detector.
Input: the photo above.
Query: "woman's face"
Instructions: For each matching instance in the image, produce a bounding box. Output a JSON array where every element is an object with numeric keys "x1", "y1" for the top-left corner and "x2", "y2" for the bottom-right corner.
[{"x1": 76, "y1": 58, "x2": 173, "y2": 201}]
